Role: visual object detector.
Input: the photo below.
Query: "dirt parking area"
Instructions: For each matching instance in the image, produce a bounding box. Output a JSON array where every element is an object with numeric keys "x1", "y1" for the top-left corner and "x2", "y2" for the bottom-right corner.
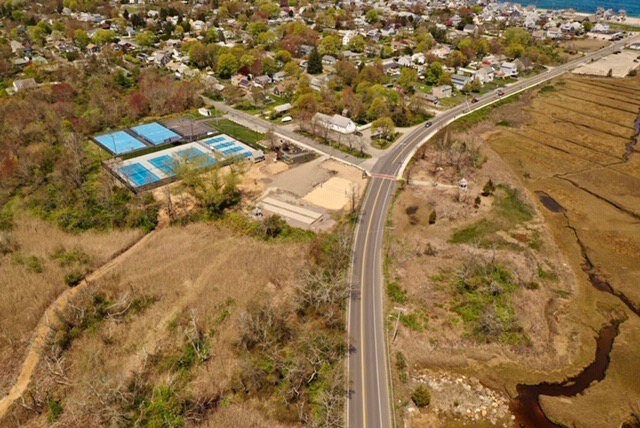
[
  {"x1": 573, "y1": 49, "x2": 640, "y2": 77},
  {"x1": 241, "y1": 156, "x2": 367, "y2": 229}
]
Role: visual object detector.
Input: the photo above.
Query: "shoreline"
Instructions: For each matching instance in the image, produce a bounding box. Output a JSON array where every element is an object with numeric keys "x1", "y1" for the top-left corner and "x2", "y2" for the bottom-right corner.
[{"x1": 533, "y1": 7, "x2": 640, "y2": 27}]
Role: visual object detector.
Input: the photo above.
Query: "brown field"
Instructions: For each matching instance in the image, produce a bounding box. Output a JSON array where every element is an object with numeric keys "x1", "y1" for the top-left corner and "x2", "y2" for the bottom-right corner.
[
  {"x1": 0, "y1": 213, "x2": 142, "y2": 397},
  {"x1": 390, "y1": 75, "x2": 640, "y2": 427},
  {"x1": 3, "y1": 222, "x2": 310, "y2": 426}
]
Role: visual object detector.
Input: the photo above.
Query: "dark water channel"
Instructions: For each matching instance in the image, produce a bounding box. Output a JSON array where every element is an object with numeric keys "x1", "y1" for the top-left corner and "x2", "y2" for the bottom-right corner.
[{"x1": 511, "y1": 321, "x2": 621, "y2": 427}]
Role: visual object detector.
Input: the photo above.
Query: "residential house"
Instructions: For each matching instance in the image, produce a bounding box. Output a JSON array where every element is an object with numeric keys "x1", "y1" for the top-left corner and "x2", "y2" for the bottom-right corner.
[
  {"x1": 382, "y1": 59, "x2": 400, "y2": 75},
  {"x1": 432, "y1": 85, "x2": 453, "y2": 98},
  {"x1": 231, "y1": 73, "x2": 251, "y2": 89},
  {"x1": 322, "y1": 55, "x2": 337, "y2": 65},
  {"x1": 463, "y1": 24, "x2": 477, "y2": 35},
  {"x1": 86, "y1": 43, "x2": 101, "y2": 55},
  {"x1": 476, "y1": 66, "x2": 495, "y2": 84},
  {"x1": 272, "y1": 71, "x2": 287, "y2": 82},
  {"x1": 273, "y1": 103, "x2": 292, "y2": 115},
  {"x1": 500, "y1": 62, "x2": 518, "y2": 77},
  {"x1": 310, "y1": 76, "x2": 327, "y2": 92},
  {"x1": 253, "y1": 75, "x2": 272, "y2": 88},
  {"x1": 515, "y1": 57, "x2": 534, "y2": 72},
  {"x1": 451, "y1": 74, "x2": 471, "y2": 90},
  {"x1": 13, "y1": 78, "x2": 37, "y2": 92},
  {"x1": 312, "y1": 113, "x2": 357, "y2": 135}
]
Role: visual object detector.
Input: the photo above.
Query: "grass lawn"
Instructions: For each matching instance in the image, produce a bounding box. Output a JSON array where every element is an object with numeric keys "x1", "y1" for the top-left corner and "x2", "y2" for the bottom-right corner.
[{"x1": 211, "y1": 119, "x2": 266, "y2": 147}]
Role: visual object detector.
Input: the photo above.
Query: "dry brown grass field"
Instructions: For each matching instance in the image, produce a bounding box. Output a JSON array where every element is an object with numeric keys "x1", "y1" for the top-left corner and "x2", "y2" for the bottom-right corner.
[
  {"x1": 390, "y1": 75, "x2": 640, "y2": 427},
  {"x1": 3, "y1": 222, "x2": 312, "y2": 427},
  {"x1": 0, "y1": 213, "x2": 142, "y2": 398}
]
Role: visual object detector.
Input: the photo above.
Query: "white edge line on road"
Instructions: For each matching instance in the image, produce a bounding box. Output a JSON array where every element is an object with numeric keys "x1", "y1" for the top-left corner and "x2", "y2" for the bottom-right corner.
[{"x1": 344, "y1": 178, "x2": 373, "y2": 428}]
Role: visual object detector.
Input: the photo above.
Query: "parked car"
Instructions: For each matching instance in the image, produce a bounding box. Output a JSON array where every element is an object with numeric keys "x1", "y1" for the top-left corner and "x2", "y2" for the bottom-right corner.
[
  {"x1": 424, "y1": 121, "x2": 433, "y2": 128},
  {"x1": 497, "y1": 89, "x2": 504, "y2": 96},
  {"x1": 471, "y1": 97, "x2": 479, "y2": 103}
]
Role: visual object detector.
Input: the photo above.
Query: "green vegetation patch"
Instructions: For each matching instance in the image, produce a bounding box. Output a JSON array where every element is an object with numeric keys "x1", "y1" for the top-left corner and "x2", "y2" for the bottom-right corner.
[
  {"x1": 450, "y1": 260, "x2": 528, "y2": 345},
  {"x1": 211, "y1": 119, "x2": 265, "y2": 148},
  {"x1": 450, "y1": 185, "x2": 533, "y2": 247}
]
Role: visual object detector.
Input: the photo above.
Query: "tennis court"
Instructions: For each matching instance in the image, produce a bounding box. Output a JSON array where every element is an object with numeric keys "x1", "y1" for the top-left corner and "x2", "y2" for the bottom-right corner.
[
  {"x1": 162, "y1": 117, "x2": 216, "y2": 139},
  {"x1": 131, "y1": 122, "x2": 181, "y2": 145},
  {"x1": 176, "y1": 147, "x2": 218, "y2": 167},
  {"x1": 95, "y1": 131, "x2": 146, "y2": 155},
  {"x1": 119, "y1": 162, "x2": 161, "y2": 187},
  {"x1": 148, "y1": 154, "x2": 179, "y2": 176},
  {"x1": 203, "y1": 134, "x2": 254, "y2": 159}
]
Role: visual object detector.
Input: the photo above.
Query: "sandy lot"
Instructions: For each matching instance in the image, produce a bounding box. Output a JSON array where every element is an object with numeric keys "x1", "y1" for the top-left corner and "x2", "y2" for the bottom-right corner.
[
  {"x1": 303, "y1": 176, "x2": 355, "y2": 210},
  {"x1": 573, "y1": 49, "x2": 640, "y2": 77}
]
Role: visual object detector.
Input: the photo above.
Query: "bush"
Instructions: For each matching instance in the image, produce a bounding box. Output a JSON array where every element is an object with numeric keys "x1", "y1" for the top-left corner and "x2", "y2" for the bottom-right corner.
[
  {"x1": 428, "y1": 210, "x2": 437, "y2": 225},
  {"x1": 65, "y1": 270, "x2": 85, "y2": 286},
  {"x1": 411, "y1": 384, "x2": 431, "y2": 407},
  {"x1": 387, "y1": 281, "x2": 407, "y2": 304},
  {"x1": 47, "y1": 398, "x2": 63, "y2": 422}
]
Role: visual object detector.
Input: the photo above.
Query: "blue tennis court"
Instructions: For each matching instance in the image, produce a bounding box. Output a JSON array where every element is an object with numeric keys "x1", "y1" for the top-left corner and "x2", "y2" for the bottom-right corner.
[
  {"x1": 119, "y1": 163, "x2": 160, "y2": 187},
  {"x1": 177, "y1": 147, "x2": 218, "y2": 167},
  {"x1": 148, "y1": 154, "x2": 179, "y2": 176},
  {"x1": 209, "y1": 141, "x2": 234, "y2": 150},
  {"x1": 131, "y1": 122, "x2": 181, "y2": 145},
  {"x1": 95, "y1": 131, "x2": 146, "y2": 154}
]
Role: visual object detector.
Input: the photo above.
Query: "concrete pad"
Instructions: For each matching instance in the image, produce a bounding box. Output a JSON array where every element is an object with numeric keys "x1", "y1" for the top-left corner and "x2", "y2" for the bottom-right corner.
[
  {"x1": 303, "y1": 177, "x2": 355, "y2": 211},
  {"x1": 572, "y1": 50, "x2": 640, "y2": 78}
]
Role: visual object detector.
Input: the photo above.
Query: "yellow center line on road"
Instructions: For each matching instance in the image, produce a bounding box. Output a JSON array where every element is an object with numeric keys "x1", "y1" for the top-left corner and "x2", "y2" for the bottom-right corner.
[{"x1": 359, "y1": 178, "x2": 386, "y2": 428}]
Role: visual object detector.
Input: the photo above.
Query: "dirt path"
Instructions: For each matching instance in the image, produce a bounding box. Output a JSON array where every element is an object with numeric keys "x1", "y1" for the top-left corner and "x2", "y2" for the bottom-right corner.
[{"x1": 0, "y1": 227, "x2": 161, "y2": 421}]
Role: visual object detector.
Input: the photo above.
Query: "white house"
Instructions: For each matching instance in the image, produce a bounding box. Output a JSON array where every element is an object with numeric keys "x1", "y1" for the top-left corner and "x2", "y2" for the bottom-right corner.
[
  {"x1": 500, "y1": 62, "x2": 519, "y2": 77},
  {"x1": 312, "y1": 113, "x2": 357, "y2": 134}
]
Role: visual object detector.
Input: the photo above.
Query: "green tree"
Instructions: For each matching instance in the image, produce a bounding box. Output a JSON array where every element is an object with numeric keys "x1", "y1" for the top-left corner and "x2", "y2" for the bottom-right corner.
[
  {"x1": 307, "y1": 47, "x2": 323, "y2": 74},
  {"x1": 135, "y1": 31, "x2": 156, "y2": 47},
  {"x1": 367, "y1": 97, "x2": 390, "y2": 121},
  {"x1": 189, "y1": 42, "x2": 209, "y2": 68},
  {"x1": 365, "y1": 9, "x2": 379, "y2": 24},
  {"x1": 257, "y1": 31, "x2": 277, "y2": 47},
  {"x1": 411, "y1": 385, "x2": 431, "y2": 407},
  {"x1": 247, "y1": 21, "x2": 269, "y2": 37},
  {"x1": 424, "y1": 61, "x2": 444, "y2": 85},
  {"x1": 335, "y1": 59, "x2": 358, "y2": 86},
  {"x1": 262, "y1": 56, "x2": 278, "y2": 75},
  {"x1": 275, "y1": 49, "x2": 292, "y2": 64},
  {"x1": 93, "y1": 29, "x2": 117, "y2": 45},
  {"x1": 347, "y1": 34, "x2": 366, "y2": 53},
  {"x1": 283, "y1": 60, "x2": 301, "y2": 78},
  {"x1": 398, "y1": 67, "x2": 418, "y2": 92},
  {"x1": 217, "y1": 53, "x2": 240, "y2": 78},
  {"x1": 319, "y1": 34, "x2": 342, "y2": 56},
  {"x1": 481, "y1": 179, "x2": 495, "y2": 196},
  {"x1": 73, "y1": 29, "x2": 90, "y2": 48},
  {"x1": 372, "y1": 116, "x2": 395, "y2": 140},
  {"x1": 428, "y1": 210, "x2": 436, "y2": 225}
]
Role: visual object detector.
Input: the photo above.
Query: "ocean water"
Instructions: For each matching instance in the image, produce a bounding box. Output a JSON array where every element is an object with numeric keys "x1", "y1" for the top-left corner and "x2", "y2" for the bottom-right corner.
[{"x1": 502, "y1": 0, "x2": 640, "y2": 16}]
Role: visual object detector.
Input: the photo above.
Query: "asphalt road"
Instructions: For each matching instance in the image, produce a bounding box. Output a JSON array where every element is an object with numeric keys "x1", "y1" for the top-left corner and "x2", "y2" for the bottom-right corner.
[{"x1": 346, "y1": 34, "x2": 640, "y2": 428}]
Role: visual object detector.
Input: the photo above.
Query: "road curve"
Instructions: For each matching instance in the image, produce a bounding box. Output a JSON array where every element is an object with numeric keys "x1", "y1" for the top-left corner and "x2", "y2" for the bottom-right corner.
[{"x1": 346, "y1": 34, "x2": 639, "y2": 428}]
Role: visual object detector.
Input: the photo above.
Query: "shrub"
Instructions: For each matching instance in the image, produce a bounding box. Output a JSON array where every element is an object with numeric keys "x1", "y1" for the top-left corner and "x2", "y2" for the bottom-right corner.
[
  {"x1": 411, "y1": 384, "x2": 431, "y2": 407},
  {"x1": 481, "y1": 179, "x2": 495, "y2": 197},
  {"x1": 47, "y1": 399, "x2": 63, "y2": 422},
  {"x1": 387, "y1": 281, "x2": 407, "y2": 304},
  {"x1": 65, "y1": 270, "x2": 85, "y2": 286},
  {"x1": 428, "y1": 210, "x2": 437, "y2": 225}
]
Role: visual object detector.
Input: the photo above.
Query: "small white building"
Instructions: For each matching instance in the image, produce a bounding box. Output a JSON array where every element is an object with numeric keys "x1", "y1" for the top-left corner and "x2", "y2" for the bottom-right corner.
[
  {"x1": 500, "y1": 62, "x2": 519, "y2": 77},
  {"x1": 312, "y1": 113, "x2": 357, "y2": 134}
]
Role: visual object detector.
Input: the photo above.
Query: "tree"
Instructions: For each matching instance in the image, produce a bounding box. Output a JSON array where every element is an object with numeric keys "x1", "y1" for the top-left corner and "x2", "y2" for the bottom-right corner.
[
  {"x1": 372, "y1": 116, "x2": 395, "y2": 140},
  {"x1": 424, "y1": 61, "x2": 444, "y2": 85},
  {"x1": 335, "y1": 59, "x2": 358, "y2": 86},
  {"x1": 217, "y1": 53, "x2": 239, "y2": 78},
  {"x1": 411, "y1": 385, "x2": 431, "y2": 407},
  {"x1": 258, "y1": 215, "x2": 287, "y2": 239},
  {"x1": 319, "y1": 34, "x2": 342, "y2": 56},
  {"x1": 347, "y1": 35, "x2": 366, "y2": 53},
  {"x1": 462, "y1": 78, "x2": 481, "y2": 93},
  {"x1": 92, "y1": 29, "x2": 117, "y2": 45},
  {"x1": 367, "y1": 97, "x2": 390, "y2": 121},
  {"x1": 481, "y1": 179, "x2": 495, "y2": 196},
  {"x1": 72, "y1": 29, "x2": 90, "y2": 48},
  {"x1": 428, "y1": 209, "x2": 437, "y2": 225},
  {"x1": 135, "y1": 31, "x2": 155, "y2": 47},
  {"x1": 283, "y1": 61, "x2": 301, "y2": 78},
  {"x1": 275, "y1": 49, "x2": 292, "y2": 65},
  {"x1": 365, "y1": 9, "x2": 379, "y2": 24},
  {"x1": 307, "y1": 47, "x2": 323, "y2": 75},
  {"x1": 398, "y1": 67, "x2": 418, "y2": 92}
]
